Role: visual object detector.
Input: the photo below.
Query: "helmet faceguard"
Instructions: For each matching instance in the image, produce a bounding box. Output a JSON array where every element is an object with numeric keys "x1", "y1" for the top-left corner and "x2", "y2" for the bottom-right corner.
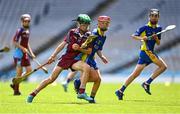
[
  {"x1": 149, "y1": 9, "x2": 160, "y2": 25},
  {"x1": 98, "y1": 15, "x2": 111, "y2": 31},
  {"x1": 21, "y1": 14, "x2": 31, "y2": 28}
]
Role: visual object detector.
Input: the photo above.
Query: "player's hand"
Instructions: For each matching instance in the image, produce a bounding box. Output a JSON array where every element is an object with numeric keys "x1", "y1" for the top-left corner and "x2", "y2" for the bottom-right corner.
[
  {"x1": 142, "y1": 36, "x2": 148, "y2": 41},
  {"x1": 101, "y1": 56, "x2": 108, "y2": 64},
  {"x1": 22, "y1": 48, "x2": 28, "y2": 53},
  {"x1": 152, "y1": 34, "x2": 158, "y2": 40},
  {"x1": 47, "y1": 56, "x2": 56, "y2": 64},
  {"x1": 72, "y1": 43, "x2": 80, "y2": 51}
]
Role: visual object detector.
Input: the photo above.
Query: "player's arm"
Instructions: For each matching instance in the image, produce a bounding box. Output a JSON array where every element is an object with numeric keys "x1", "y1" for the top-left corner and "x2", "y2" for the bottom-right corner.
[
  {"x1": 97, "y1": 50, "x2": 108, "y2": 64},
  {"x1": 48, "y1": 41, "x2": 67, "y2": 64},
  {"x1": 131, "y1": 26, "x2": 148, "y2": 41},
  {"x1": 78, "y1": 47, "x2": 92, "y2": 55},
  {"x1": 13, "y1": 30, "x2": 28, "y2": 53},
  {"x1": 131, "y1": 34, "x2": 148, "y2": 41},
  {"x1": 152, "y1": 34, "x2": 160, "y2": 45},
  {"x1": 14, "y1": 41, "x2": 27, "y2": 52},
  {"x1": 28, "y1": 43, "x2": 36, "y2": 58},
  {"x1": 13, "y1": 41, "x2": 28, "y2": 53},
  {"x1": 72, "y1": 43, "x2": 92, "y2": 55}
]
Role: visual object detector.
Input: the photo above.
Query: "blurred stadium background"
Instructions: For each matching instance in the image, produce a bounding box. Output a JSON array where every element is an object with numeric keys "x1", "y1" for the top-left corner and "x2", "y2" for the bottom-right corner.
[{"x1": 0, "y1": 0, "x2": 180, "y2": 83}]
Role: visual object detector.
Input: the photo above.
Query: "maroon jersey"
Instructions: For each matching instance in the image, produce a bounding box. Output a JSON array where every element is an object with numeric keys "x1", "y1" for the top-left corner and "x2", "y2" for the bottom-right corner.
[
  {"x1": 13, "y1": 27, "x2": 30, "y2": 67},
  {"x1": 61, "y1": 28, "x2": 90, "y2": 60},
  {"x1": 57, "y1": 28, "x2": 90, "y2": 69},
  {"x1": 13, "y1": 27, "x2": 30, "y2": 49}
]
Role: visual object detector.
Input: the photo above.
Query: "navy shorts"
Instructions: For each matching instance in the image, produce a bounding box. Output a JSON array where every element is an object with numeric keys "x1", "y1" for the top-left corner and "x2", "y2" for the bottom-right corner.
[{"x1": 138, "y1": 50, "x2": 159, "y2": 66}]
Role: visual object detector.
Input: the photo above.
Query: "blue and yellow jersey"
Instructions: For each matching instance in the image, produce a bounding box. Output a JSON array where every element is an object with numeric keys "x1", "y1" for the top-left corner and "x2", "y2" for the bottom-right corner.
[
  {"x1": 87, "y1": 28, "x2": 106, "y2": 59},
  {"x1": 74, "y1": 28, "x2": 106, "y2": 69},
  {"x1": 133, "y1": 22, "x2": 162, "y2": 52}
]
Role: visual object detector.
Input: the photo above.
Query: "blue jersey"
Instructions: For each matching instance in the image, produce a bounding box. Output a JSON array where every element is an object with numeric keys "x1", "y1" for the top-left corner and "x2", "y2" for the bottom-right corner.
[
  {"x1": 74, "y1": 28, "x2": 106, "y2": 69},
  {"x1": 133, "y1": 22, "x2": 162, "y2": 52},
  {"x1": 86, "y1": 28, "x2": 106, "y2": 69},
  {"x1": 134, "y1": 22, "x2": 162, "y2": 65}
]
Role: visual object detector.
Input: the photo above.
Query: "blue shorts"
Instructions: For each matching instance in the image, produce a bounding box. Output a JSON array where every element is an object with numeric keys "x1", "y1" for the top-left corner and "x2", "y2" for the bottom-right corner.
[
  {"x1": 74, "y1": 53, "x2": 98, "y2": 70},
  {"x1": 86, "y1": 59, "x2": 98, "y2": 70},
  {"x1": 138, "y1": 50, "x2": 159, "y2": 66},
  {"x1": 13, "y1": 48, "x2": 23, "y2": 59}
]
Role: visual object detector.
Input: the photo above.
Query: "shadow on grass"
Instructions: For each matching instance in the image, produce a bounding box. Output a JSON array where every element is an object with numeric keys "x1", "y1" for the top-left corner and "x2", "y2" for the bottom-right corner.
[
  {"x1": 2, "y1": 101, "x2": 92, "y2": 105},
  {"x1": 124, "y1": 99, "x2": 156, "y2": 102},
  {"x1": 34, "y1": 101, "x2": 92, "y2": 105}
]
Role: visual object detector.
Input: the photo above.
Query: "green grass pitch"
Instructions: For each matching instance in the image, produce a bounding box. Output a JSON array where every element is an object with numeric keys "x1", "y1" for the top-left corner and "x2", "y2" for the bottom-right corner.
[{"x1": 0, "y1": 82, "x2": 180, "y2": 113}]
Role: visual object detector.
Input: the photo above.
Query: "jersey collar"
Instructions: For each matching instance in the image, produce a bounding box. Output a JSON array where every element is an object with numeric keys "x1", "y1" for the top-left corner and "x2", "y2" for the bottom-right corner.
[
  {"x1": 97, "y1": 27, "x2": 104, "y2": 37},
  {"x1": 147, "y1": 21, "x2": 158, "y2": 28}
]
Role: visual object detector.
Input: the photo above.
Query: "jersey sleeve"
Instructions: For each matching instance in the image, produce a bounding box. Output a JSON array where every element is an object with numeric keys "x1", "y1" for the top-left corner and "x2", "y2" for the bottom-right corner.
[
  {"x1": 91, "y1": 29, "x2": 97, "y2": 36},
  {"x1": 133, "y1": 26, "x2": 146, "y2": 36},
  {"x1": 64, "y1": 30, "x2": 72, "y2": 43},
  {"x1": 99, "y1": 37, "x2": 106, "y2": 51},
  {"x1": 13, "y1": 29, "x2": 21, "y2": 42}
]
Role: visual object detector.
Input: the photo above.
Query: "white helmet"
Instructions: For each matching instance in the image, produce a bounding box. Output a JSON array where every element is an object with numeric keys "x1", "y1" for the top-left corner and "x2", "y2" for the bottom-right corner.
[{"x1": 21, "y1": 14, "x2": 31, "y2": 21}]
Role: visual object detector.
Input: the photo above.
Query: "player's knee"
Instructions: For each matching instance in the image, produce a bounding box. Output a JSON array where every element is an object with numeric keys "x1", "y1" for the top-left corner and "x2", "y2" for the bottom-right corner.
[
  {"x1": 45, "y1": 78, "x2": 55, "y2": 84},
  {"x1": 131, "y1": 72, "x2": 140, "y2": 78},
  {"x1": 27, "y1": 69, "x2": 32, "y2": 73},
  {"x1": 161, "y1": 64, "x2": 167, "y2": 71},
  {"x1": 83, "y1": 64, "x2": 90, "y2": 72}
]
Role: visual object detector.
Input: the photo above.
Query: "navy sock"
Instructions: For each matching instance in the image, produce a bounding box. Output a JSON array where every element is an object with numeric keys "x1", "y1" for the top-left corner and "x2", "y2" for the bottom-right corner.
[
  {"x1": 67, "y1": 78, "x2": 71, "y2": 83},
  {"x1": 90, "y1": 91, "x2": 96, "y2": 98},
  {"x1": 120, "y1": 85, "x2": 126, "y2": 92},
  {"x1": 90, "y1": 96, "x2": 95, "y2": 99},
  {"x1": 146, "y1": 78, "x2": 153, "y2": 84}
]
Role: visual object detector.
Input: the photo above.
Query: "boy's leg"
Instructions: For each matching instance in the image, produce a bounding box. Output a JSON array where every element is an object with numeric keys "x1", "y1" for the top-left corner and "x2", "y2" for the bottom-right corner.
[
  {"x1": 72, "y1": 61, "x2": 90, "y2": 92},
  {"x1": 88, "y1": 69, "x2": 101, "y2": 103},
  {"x1": 71, "y1": 61, "x2": 93, "y2": 101},
  {"x1": 115, "y1": 64, "x2": 146, "y2": 100},
  {"x1": 142, "y1": 57, "x2": 167, "y2": 95},
  {"x1": 74, "y1": 78, "x2": 81, "y2": 94},
  {"x1": 74, "y1": 68, "x2": 101, "y2": 103},
  {"x1": 62, "y1": 71, "x2": 77, "y2": 92},
  {"x1": 149, "y1": 57, "x2": 167, "y2": 81},
  {"x1": 11, "y1": 55, "x2": 32, "y2": 95},
  {"x1": 27, "y1": 66, "x2": 63, "y2": 103},
  {"x1": 124, "y1": 64, "x2": 146, "y2": 87},
  {"x1": 10, "y1": 65, "x2": 22, "y2": 95}
]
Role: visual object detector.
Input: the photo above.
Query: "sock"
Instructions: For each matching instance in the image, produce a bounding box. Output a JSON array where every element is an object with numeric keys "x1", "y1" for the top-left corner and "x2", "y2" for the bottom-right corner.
[
  {"x1": 90, "y1": 91, "x2": 96, "y2": 99},
  {"x1": 90, "y1": 96, "x2": 95, "y2": 99},
  {"x1": 30, "y1": 92, "x2": 36, "y2": 97},
  {"x1": 120, "y1": 85, "x2": 126, "y2": 92},
  {"x1": 67, "y1": 78, "x2": 71, "y2": 83},
  {"x1": 79, "y1": 88, "x2": 85, "y2": 94},
  {"x1": 146, "y1": 78, "x2": 153, "y2": 84},
  {"x1": 30, "y1": 90, "x2": 38, "y2": 97},
  {"x1": 14, "y1": 84, "x2": 20, "y2": 93}
]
